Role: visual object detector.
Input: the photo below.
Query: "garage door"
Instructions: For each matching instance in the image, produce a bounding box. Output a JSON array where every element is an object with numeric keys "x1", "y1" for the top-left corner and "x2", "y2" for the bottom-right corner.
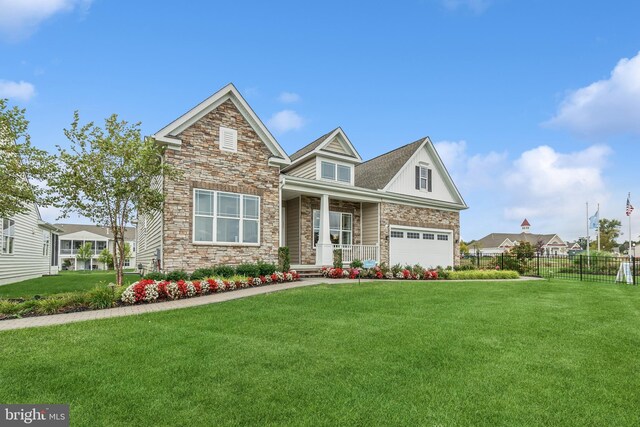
[{"x1": 389, "y1": 227, "x2": 453, "y2": 268}]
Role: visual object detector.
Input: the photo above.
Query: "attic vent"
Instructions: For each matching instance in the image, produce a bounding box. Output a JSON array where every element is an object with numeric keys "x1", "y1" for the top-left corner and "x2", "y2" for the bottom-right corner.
[{"x1": 219, "y1": 127, "x2": 238, "y2": 152}]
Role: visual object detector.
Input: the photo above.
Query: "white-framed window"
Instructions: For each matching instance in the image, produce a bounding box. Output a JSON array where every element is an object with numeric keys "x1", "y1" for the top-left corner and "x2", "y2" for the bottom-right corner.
[
  {"x1": 419, "y1": 166, "x2": 428, "y2": 190},
  {"x1": 390, "y1": 231, "x2": 404, "y2": 238},
  {"x1": 313, "y1": 210, "x2": 352, "y2": 246},
  {"x1": 219, "y1": 126, "x2": 238, "y2": 152},
  {"x1": 124, "y1": 259, "x2": 131, "y2": 267},
  {"x1": 2, "y1": 218, "x2": 15, "y2": 254},
  {"x1": 320, "y1": 161, "x2": 351, "y2": 184},
  {"x1": 437, "y1": 234, "x2": 449, "y2": 241},
  {"x1": 407, "y1": 232, "x2": 420, "y2": 239},
  {"x1": 423, "y1": 233, "x2": 435, "y2": 240},
  {"x1": 193, "y1": 189, "x2": 260, "y2": 245},
  {"x1": 43, "y1": 231, "x2": 50, "y2": 256}
]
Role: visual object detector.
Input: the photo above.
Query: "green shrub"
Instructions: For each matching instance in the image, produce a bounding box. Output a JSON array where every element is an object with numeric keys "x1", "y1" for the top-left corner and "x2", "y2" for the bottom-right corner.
[
  {"x1": 0, "y1": 300, "x2": 22, "y2": 316},
  {"x1": 391, "y1": 263, "x2": 402, "y2": 276},
  {"x1": 378, "y1": 262, "x2": 390, "y2": 275},
  {"x1": 257, "y1": 261, "x2": 277, "y2": 276},
  {"x1": 214, "y1": 265, "x2": 235, "y2": 278},
  {"x1": 412, "y1": 264, "x2": 425, "y2": 276},
  {"x1": 447, "y1": 270, "x2": 519, "y2": 280},
  {"x1": 278, "y1": 247, "x2": 290, "y2": 272},
  {"x1": 190, "y1": 267, "x2": 214, "y2": 281},
  {"x1": 86, "y1": 286, "x2": 117, "y2": 309},
  {"x1": 350, "y1": 259, "x2": 364, "y2": 269},
  {"x1": 333, "y1": 249, "x2": 343, "y2": 268},
  {"x1": 166, "y1": 270, "x2": 189, "y2": 281},
  {"x1": 144, "y1": 272, "x2": 166, "y2": 281},
  {"x1": 35, "y1": 298, "x2": 67, "y2": 315},
  {"x1": 236, "y1": 263, "x2": 260, "y2": 277}
]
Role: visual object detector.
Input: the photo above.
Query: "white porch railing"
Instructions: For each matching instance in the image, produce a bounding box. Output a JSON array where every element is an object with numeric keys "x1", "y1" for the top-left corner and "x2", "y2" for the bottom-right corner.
[{"x1": 333, "y1": 244, "x2": 379, "y2": 264}]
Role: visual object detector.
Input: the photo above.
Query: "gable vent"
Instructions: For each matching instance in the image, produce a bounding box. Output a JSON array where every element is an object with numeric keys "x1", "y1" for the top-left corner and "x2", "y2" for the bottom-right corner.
[{"x1": 219, "y1": 127, "x2": 238, "y2": 152}]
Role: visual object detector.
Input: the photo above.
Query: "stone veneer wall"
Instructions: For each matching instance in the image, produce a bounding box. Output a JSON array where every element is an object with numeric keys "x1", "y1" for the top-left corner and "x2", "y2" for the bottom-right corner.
[
  {"x1": 379, "y1": 202, "x2": 460, "y2": 266},
  {"x1": 162, "y1": 99, "x2": 281, "y2": 271},
  {"x1": 299, "y1": 196, "x2": 361, "y2": 265}
]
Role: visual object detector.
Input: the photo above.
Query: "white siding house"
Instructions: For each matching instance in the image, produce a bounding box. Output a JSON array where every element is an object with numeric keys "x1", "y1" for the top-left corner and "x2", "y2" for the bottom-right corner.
[{"x1": 0, "y1": 202, "x2": 60, "y2": 286}]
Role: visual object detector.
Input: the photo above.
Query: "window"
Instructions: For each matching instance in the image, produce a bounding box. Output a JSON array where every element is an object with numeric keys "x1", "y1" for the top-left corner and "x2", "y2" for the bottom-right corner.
[
  {"x1": 437, "y1": 234, "x2": 449, "y2": 241},
  {"x1": 219, "y1": 127, "x2": 238, "y2": 152},
  {"x1": 416, "y1": 165, "x2": 432, "y2": 192},
  {"x1": 193, "y1": 189, "x2": 260, "y2": 244},
  {"x1": 61, "y1": 240, "x2": 72, "y2": 255},
  {"x1": 313, "y1": 210, "x2": 352, "y2": 246},
  {"x1": 407, "y1": 232, "x2": 420, "y2": 239},
  {"x1": 43, "y1": 231, "x2": 50, "y2": 256},
  {"x1": 124, "y1": 259, "x2": 131, "y2": 267},
  {"x1": 321, "y1": 161, "x2": 352, "y2": 183},
  {"x1": 2, "y1": 218, "x2": 15, "y2": 254},
  {"x1": 321, "y1": 161, "x2": 336, "y2": 180},
  {"x1": 96, "y1": 241, "x2": 107, "y2": 253},
  {"x1": 423, "y1": 233, "x2": 435, "y2": 240},
  {"x1": 390, "y1": 231, "x2": 404, "y2": 238}
]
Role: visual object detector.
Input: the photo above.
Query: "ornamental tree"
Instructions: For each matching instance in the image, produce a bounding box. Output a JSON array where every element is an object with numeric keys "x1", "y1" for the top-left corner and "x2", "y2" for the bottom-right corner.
[
  {"x1": 0, "y1": 99, "x2": 56, "y2": 218},
  {"x1": 49, "y1": 112, "x2": 178, "y2": 286},
  {"x1": 76, "y1": 242, "x2": 94, "y2": 270},
  {"x1": 98, "y1": 247, "x2": 114, "y2": 269}
]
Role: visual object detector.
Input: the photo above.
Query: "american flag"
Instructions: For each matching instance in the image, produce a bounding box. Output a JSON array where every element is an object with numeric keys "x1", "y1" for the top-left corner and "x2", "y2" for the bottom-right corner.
[{"x1": 627, "y1": 193, "x2": 634, "y2": 216}]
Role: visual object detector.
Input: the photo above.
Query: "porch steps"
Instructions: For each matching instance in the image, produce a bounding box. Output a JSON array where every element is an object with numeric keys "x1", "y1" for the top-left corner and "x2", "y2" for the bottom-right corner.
[{"x1": 291, "y1": 266, "x2": 324, "y2": 278}]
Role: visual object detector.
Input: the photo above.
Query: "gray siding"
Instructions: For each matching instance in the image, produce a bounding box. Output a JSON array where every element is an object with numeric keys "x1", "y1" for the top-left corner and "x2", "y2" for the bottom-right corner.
[
  {"x1": 323, "y1": 138, "x2": 349, "y2": 155},
  {"x1": 0, "y1": 204, "x2": 53, "y2": 286},
  {"x1": 137, "y1": 175, "x2": 163, "y2": 269},
  {"x1": 361, "y1": 202, "x2": 379, "y2": 245},
  {"x1": 286, "y1": 159, "x2": 316, "y2": 180},
  {"x1": 285, "y1": 197, "x2": 300, "y2": 264}
]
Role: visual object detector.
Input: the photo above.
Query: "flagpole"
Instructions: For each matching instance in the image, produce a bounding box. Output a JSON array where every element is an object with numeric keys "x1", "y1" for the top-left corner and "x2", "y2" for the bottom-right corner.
[
  {"x1": 597, "y1": 203, "x2": 600, "y2": 252},
  {"x1": 629, "y1": 193, "x2": 632, "y2": 261},
  {"x1": 586, "y1": 202, "x2": 590, "y2": 267}
]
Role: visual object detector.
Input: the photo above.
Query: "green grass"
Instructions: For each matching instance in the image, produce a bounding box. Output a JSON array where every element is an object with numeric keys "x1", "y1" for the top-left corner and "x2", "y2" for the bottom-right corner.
[
  {"x1": 1, "y1": 279, "x2": 639, "y2": 426},
  {"x1": 0, "y1": 271, "x2": 139, "y2": 299}
]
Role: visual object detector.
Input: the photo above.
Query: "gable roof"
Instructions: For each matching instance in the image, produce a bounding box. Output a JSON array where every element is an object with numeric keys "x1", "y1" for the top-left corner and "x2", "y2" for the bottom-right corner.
[
  {"x1": 288, "y1": 127, "x2": 361, "y2": 164},
  {"x1": 55, "y1": 223, "x2": 136, "y2": 241},
  {"x1": 152, "y1": 83, "x2": 290, "y2": 165},
  {"x1": 521, "y1": 218, "x2": 530, "y2": 226},
  {"x1": 354, "y1": 138, "x2": 425, "y2": 191},
  {"x1": 474, "y1": 232, "x2": 565, "y2": 249}
]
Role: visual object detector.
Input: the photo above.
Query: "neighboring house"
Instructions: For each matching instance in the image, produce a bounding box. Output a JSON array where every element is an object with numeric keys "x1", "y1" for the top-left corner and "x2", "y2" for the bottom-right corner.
[
  {"x1": 137, "y1": 83, "x2": 468, "y2": 271},
  {"x1": 55, "y1": 224, "x2": 136, "y2": 270},
  {"x1": 0, "y1": 202, "x2": 61, "y2": 286},
  {"x1": 473, "y1": 219, "x2": 569, "y2": 256}
]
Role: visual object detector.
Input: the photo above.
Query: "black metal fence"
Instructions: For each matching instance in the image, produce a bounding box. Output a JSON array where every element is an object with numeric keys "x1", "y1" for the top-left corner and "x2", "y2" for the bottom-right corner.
[{"x1": 460, "y1": 254, "x2": 638, "y2": 284}]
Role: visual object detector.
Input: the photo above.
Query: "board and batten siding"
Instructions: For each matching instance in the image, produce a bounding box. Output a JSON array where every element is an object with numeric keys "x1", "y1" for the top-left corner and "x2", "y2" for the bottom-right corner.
[
  {"x1": 286, "y1": 159, "x2": 316, "y2": 180},
  {"x1": 136, "y1": 175, "x2": 163, "y2": 269},
  {"x1": 285, "y1": 198, "x2": 300, "y2": 264},
  {"x1": 385, "y1": 147, "x2": 458, "y2": 203},
  {"x1": 361, "y1": 202, "x2": 379, "y2": 245},
  {"x1": 323, "y1": 137, "x2": 349, "y2": 155},
  {"x1": 0, "y1": 204, "x2": 53, "y2": 286}
]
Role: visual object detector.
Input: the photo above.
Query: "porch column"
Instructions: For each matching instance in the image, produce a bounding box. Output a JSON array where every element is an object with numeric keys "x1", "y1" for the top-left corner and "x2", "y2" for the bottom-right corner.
[{"x1": 316, "y1": 194, "x2": 333, "y2": 266}]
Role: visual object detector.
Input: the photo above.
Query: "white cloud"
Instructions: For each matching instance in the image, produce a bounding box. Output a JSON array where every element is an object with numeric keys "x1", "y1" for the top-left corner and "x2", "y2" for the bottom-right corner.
[
  {"x1": 0, "y1": 0, "x2": 92, "y2": 41},
  {"x1": 278, "y1": 92, "x2": 301, "y2": 104},
  {"x1": 0, "y1": 79, "x2": 36, "y2": 101},
  {"x1": 267, "y1": 110, "x2": 305, "y2": 133},
  {"x1": 434, "y1": 140, "x2": 507, "y2": 191},
  {"x1": 502, "y1": 145, "x2": 612, "y2": 238},
  {"x1": 441, "y1": 0, "x2": 491, "y2": 13},
  {"x1": 546, "y1": 51, "x2": 640, "y2": 137}
]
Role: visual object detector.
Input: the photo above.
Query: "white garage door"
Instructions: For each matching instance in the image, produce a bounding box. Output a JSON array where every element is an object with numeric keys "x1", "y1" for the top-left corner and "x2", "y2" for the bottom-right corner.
[{"x1": 389, "y1": 227, "x2": 453, "y2": 268}]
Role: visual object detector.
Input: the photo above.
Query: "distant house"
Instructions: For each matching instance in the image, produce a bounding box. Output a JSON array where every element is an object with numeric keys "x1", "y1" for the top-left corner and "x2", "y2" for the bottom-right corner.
[
  {"x1": 55, "y1": 224, "x2": 137, "y2": 270},
  {"x1": 0, "y1": 202, "x2": 61, "y2": 286},
  {"x1": 473, "y1": 219, "x2": 569, "y2": 256}
]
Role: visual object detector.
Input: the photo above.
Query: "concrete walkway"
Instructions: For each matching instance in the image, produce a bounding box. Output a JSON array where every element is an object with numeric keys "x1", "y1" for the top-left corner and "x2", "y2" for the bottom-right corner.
[{"x1": 0, "y1": 276, "x2": 539, "y2": 331}]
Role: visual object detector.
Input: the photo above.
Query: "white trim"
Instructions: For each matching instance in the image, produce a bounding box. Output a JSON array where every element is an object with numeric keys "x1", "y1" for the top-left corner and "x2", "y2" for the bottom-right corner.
[
  {"x1": 390, "y1": 224, "x2": 453, "y2": 233},
  {"x1": 152, "y1": 83, "x2": 291, "y2": 164},
  {"x1": 312, "y1": 209, "x2": 353, "y2": 248},
  {"x1": 219, "y1": 126, "x2": 238, "y2": 153},
  {"x1": 315, "y1": 156, "x2": 354, "y2": 186},
  {"x1": 192, "y1": 188, "x2": 261, "y2": 245}
]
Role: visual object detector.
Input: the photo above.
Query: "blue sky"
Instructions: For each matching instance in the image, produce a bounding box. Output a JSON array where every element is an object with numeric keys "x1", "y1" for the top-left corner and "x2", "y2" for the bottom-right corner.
[{"x1": 2, "y1": 0, "x2": 640, "y2": 242}]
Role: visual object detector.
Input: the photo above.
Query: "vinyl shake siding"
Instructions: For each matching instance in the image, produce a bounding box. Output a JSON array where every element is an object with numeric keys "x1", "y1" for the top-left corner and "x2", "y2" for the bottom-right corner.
[{"x1": 137, "y1": 175, "x2": 163, "y2": 269}]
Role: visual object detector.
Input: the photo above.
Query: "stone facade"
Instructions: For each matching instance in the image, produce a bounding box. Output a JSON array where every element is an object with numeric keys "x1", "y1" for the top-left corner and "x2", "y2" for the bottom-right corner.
[
  {"x1": 162, "y1": 99, "x2": 281, "y2": 271},
  {"x1": 379, "y1": 202, "x2": 460, "y2": 266},
  {"x1": 299, "y1": 196, "x2": 362, "y2": 265}
]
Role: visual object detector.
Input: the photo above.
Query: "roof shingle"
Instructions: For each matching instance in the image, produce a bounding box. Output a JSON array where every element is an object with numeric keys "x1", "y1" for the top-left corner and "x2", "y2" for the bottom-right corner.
[{"x1": 354, "y1": 138, "x2": 426, "y2": 190}]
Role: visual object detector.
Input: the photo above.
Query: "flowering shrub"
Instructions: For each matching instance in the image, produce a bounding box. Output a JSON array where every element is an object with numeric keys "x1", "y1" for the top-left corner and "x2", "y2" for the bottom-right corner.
[
  {"x1": 121, "y1": 270, "x2": 301, "y2": 305},
  {"x1": 322, "y1": 266, "x2": 442, "y2": 281}
]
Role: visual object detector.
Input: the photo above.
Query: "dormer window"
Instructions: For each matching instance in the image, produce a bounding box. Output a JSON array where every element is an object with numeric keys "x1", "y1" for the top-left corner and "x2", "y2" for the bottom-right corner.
[
  {"x1": 219, "y1": 126, "x2": 238, "y2": 152},
  {"x1": 320, "y1": 161, "x2": 351, "y2": 184},
  {"x1": 416, "y1": 165, "x2": 432, "y2": 192}
]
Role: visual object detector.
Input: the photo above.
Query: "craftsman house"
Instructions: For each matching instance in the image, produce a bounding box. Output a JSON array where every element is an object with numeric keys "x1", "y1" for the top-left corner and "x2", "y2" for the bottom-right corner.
[{"x1": 136, "y1": 83, "x2": 468, "y2": 271}]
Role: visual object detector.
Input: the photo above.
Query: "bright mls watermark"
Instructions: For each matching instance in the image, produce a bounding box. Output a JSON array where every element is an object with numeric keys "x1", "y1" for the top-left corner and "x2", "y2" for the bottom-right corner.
[{"x1": 0, "y1": 405, "x2": 69, "y2": 426}]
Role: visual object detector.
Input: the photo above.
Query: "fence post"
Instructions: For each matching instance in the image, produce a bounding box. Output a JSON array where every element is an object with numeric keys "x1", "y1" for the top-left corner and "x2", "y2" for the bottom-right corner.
[
  {"x1": 537, "y1": 254, "x2": 540, "y2": 277},
  {"x1": 477, "y1": 253, "x2": 480, "y2": 269},
  {"x1": 579, "y1": 255, "x2": 583, "y2": 281},
  {"x1": 501, "y1": 253, "x2": 504, "y2": 270},
  {"x1": 633, "y1": 256, "x2": 636, "y2": 286}
]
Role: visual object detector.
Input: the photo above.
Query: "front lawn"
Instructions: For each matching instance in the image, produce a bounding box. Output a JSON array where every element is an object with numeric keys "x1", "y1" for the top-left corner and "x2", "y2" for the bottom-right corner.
[
  {"x1": 0, "y1": 271, "x2": 139, "y2": 299},
  {"x1": 1, "y1": 279, "x2": 639, "y2": 426}
]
